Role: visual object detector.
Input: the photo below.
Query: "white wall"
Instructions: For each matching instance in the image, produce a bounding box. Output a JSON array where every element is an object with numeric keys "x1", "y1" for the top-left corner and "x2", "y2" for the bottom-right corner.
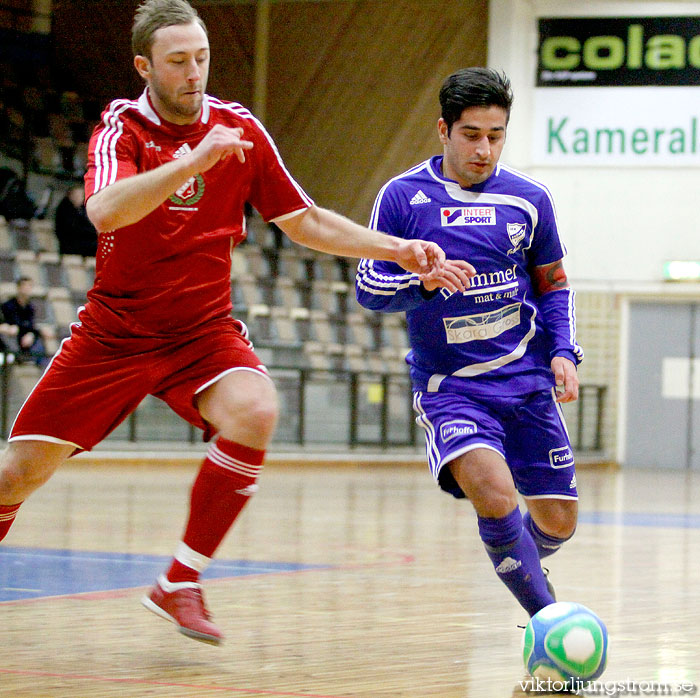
[{"x1": 488, "y1": 0, "x2": 700, "y2": 284}]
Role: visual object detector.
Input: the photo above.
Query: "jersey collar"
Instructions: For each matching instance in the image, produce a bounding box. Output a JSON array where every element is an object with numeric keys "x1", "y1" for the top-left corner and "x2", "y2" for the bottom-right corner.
[{"x1": 137, "y1": 88, "x2": 211, "y2": 127}]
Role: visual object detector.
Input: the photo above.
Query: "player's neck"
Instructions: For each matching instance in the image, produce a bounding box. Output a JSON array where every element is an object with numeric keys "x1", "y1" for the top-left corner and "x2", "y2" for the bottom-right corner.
[
  {"x1": 154, "y1": 103, "x2": 202, "y2": 126},
  {"x1": 147, "y1": 88, "x2": 202, "y2": 127},
  {"x1": 440, "y1": 158, "x2": 472, "y2": 189}
]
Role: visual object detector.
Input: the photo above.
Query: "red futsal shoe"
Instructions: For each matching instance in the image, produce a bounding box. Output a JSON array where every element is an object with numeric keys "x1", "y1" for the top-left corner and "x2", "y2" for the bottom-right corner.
[{"x1": 141, "y1": 575, "x2": 223, "y2": 645}]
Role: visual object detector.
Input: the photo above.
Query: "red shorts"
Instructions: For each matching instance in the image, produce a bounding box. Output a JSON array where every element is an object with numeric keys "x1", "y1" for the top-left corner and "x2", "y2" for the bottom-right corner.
[{"x1": 9, "y1": 317, "x2": 268, "y2": 451}]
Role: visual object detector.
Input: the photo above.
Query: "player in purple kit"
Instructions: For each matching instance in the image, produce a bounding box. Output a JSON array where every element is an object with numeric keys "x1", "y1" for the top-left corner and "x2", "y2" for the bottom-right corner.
[
  {"x1": 0, "y1": 0, "x2": 472, "y2": 645},
  {"x1": 356, "y1": 68, "x2": 583, "y2": 617}
]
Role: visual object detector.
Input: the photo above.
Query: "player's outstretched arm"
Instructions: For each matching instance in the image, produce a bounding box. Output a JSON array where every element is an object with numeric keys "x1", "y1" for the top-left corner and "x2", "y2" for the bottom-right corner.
[
  {"x1": 86, "y1": 125, "x2": 253, "y2": 233},
  {"x1": 278, "y1": 205, "x2": 470, "y2": 290}
]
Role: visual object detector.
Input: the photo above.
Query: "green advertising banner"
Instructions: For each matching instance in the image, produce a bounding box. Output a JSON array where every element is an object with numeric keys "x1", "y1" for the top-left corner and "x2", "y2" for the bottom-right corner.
[
  {"x1": 537, "y1": 16, "x2": 700, "y2": 87},
  {"x1": 534, "y1": 16, "x2": 700, "y2": 165}
]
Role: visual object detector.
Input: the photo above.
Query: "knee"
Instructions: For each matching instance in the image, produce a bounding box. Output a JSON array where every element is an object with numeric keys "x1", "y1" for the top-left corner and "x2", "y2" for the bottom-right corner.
[
  {"x1": 198, "y1": 372, "x2": 281, "y2": 447},
  {"x1": 535, "y1": 503, "x2": 578, "y2": 540},
  {"x1": 468, "y1": 475, "x2": 518, "y2": 519},
  {"x1": 217, "y1": 391, "x2": 279, "y2": 439},
  {"x1": 242, "y1": 394, "x2": 279, "y2": 434},
  {"x1": 449, "y1": 454, "x2": 518, "y2": 518},
  {"x1": 480, "y1": 492, "x2": 519, "y2": 519},
  {"x1": 0, "y1": 454, "x2": 51, "y2": 502}
]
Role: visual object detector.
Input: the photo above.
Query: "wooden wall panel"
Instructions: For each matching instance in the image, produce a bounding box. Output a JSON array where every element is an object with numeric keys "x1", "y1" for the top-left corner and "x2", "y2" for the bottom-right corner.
[
  {"x1": 198, "y1": 3, "x2": 256, "y2": 107},
  {"x1": 0, "y1": 0, "x2": 33, "y2": 31},
  {"x1": 48, "y1": 0, "x2": 487, "y2": 222},
  {"x1": 50, "y1": 0, "x2": 254, "y2": 105},
  {"x1": 51, "y1": 0, "x2": 142, "y2": 102},
  {"x1": 266, "y1": 0, "x2": 488, "y2": 222}
]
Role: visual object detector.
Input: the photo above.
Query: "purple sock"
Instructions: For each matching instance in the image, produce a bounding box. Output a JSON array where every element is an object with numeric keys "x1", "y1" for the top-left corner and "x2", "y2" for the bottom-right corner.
[
  {"x1": 523, "y1": 510, "x2": 573, "y2": 559},
  {"x1": 478, "y1": 507, "x2": 555, "y2": 616}
]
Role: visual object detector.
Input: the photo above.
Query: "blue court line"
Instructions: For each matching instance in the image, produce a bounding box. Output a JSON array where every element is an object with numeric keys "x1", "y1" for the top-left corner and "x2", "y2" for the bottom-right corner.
[
  {"x1": 578, "y1": 511, "x2": 700, "y2": 529},
  {"x1": 3, "y1": 512, "x2": 698, "y2": 603},
  {"x1": 0, "y1": 547, "x2": 329, "y2": 602}
]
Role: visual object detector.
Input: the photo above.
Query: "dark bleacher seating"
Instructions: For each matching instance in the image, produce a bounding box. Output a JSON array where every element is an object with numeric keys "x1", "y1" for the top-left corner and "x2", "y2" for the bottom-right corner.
[{"x1": 231, "y1": 214, "x2": 410, "y2": 375}]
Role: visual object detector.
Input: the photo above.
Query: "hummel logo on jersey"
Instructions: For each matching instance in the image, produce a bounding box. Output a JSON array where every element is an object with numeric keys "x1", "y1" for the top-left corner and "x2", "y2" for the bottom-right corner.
[
  {"x1": 495, "y1": 557, "x2": 522, "y2": 574},
  {"x1": 173, "y1": 143, "x2": 192, "y2": 159},
  {"x1": 569, "y1": 474, "x2": 577, "y2": 489},
  {"x1": 409, "y1": 190, "x2": 431, "y2": 205}
]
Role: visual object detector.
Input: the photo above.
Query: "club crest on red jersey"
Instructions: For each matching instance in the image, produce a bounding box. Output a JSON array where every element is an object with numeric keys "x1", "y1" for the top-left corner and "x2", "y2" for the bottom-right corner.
[
  {"x1": 168, "y1": 142, "x2": 204, "y2": 209},
  {"x1": 169, "y1": 174, "x2": 205, "y2": 207}
]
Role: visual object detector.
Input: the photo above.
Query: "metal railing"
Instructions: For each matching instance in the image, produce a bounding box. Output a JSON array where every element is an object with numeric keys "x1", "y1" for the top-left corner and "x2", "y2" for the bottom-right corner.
[
  {"x1": 0, "y1": 353, "x2": 13, "y2": 438},
  {"x1": 569, "y1": 384, "x2": 607, "y2": 453},
  {"x1": 115, "y1": 368, "x2": 418, "y2": 449},
  {"x1": 0, "y1": 357, "x2": 607, "y2": 453}
]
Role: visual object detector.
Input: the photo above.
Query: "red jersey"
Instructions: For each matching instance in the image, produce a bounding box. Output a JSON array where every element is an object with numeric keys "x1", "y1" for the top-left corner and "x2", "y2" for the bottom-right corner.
[{"x1": 83, "y1": 88, "x2": 313, "y2": 337}]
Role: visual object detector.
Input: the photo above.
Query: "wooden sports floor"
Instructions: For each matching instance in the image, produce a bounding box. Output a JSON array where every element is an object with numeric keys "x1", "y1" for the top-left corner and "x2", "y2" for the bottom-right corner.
[{"x1": 1, "y1": 455, "x2": 699, "y2": 698}]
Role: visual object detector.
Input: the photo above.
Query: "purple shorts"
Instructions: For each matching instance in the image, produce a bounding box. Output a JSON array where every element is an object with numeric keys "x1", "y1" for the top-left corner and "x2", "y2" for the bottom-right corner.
[{"x1": 413, "y1": 388, "x2": 578, "y2": 500}]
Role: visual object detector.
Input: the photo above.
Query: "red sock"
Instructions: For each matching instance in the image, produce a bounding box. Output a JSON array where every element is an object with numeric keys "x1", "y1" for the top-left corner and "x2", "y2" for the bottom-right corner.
[
  {"x1": 0, "y1": 503, "x2": 22, "y2": 542},
  {"x1": 166, "y1": 438, "x2": 264, "y2": 584}
]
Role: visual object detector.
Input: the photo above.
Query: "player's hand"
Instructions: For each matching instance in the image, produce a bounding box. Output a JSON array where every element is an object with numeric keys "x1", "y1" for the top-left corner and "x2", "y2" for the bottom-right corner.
[
  {"x1": 551, "y1": 356, "x2": 579, "y2": 402},
  {"x1": 422, "y1": 259, "x2": 476, "y2": 294},
  {"x1": 20, "y1": 332, "x2": 35, "y2": 349},
  {"x1": 394, "y1": 239, "x2": 446, "y2": 277},
  {"x1": 190, "y1": 125, "x2": 253, "y2": 172}
]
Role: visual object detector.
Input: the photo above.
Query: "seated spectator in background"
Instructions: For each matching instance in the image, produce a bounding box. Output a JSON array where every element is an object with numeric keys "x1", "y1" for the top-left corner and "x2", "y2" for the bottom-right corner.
[
  {"x1": 1, "y1": 277, "x2": 47, "y2": 367},
  {"x1": 0, "y1": 168, "x2": 36, "y2": 223},
  {"x1": 54, "y1": 185, "x2": 97, "y2": 256},
  {"x1": 0, "y1": 307, "x2": 20, "y2": 358}
]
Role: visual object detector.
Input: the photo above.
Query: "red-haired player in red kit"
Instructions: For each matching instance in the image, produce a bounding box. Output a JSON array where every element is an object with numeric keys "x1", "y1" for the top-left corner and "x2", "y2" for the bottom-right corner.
[{"x1": 0, "y1": 0, "x2": 473, "y2": 645}]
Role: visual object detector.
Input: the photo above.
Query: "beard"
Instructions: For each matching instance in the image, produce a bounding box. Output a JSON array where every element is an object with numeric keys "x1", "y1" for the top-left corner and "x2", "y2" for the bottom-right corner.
[
  {"x1": 149, "y1": 78, "x2": 203, "y2": 122},
  {"x1": 451, "y1": 160, "x2": 495, "y2": 186}
]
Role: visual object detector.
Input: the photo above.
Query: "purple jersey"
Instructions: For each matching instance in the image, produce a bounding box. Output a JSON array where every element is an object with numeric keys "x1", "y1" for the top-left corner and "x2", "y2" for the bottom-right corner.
[{"x1": 355, "y1": 156, "x2": 583, "y2": 396}]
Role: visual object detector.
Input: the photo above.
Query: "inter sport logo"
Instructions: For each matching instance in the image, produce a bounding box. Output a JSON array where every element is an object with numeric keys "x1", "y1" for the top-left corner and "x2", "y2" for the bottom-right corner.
[{"x1": 441, "y1": 207, "x2": 496, "y2": 226}]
